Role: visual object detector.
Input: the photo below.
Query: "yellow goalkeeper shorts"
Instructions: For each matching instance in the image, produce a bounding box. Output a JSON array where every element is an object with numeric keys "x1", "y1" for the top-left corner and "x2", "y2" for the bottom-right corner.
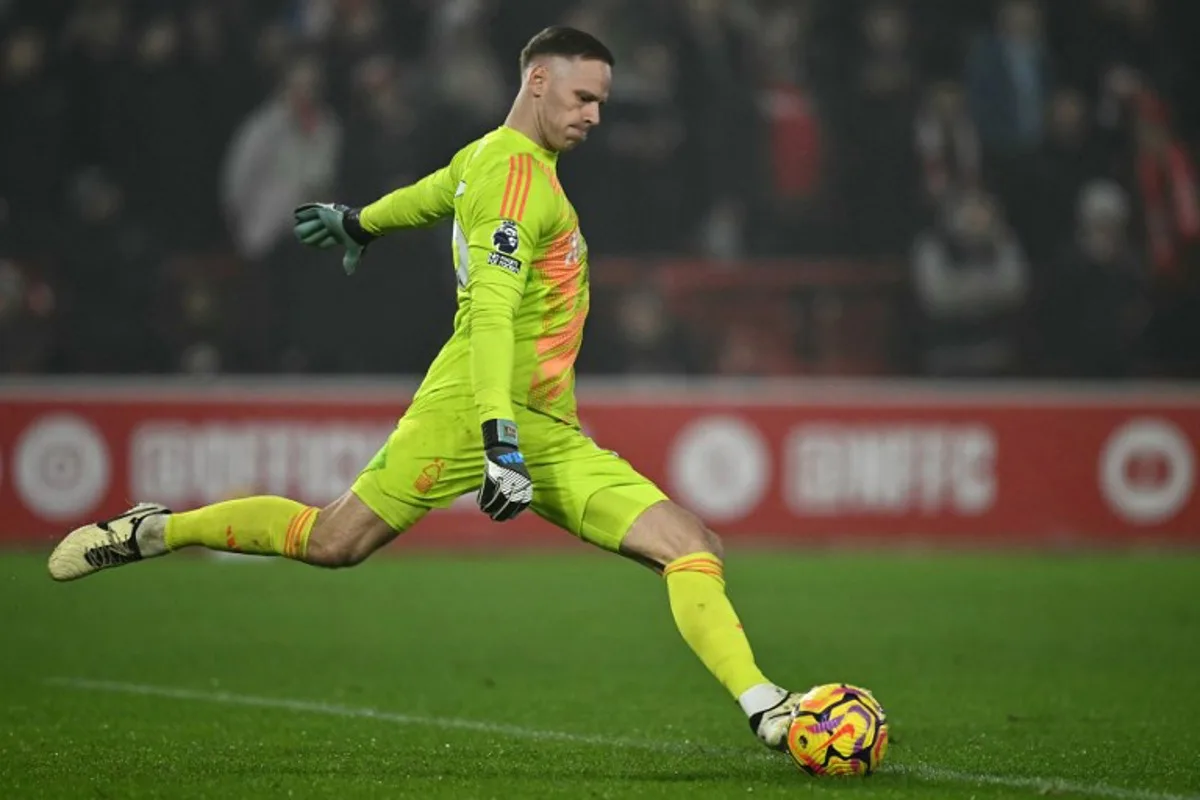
[{"x1": 351, "y1": 404, "x2": 667, "y2": 551}]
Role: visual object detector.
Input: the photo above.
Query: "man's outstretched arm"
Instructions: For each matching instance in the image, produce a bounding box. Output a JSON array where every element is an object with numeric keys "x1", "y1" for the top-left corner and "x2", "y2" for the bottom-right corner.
[
  {"x1": 293, "y1": 163, "x2": 460, "y2": 274},
  {"x1": 358, "y1": 165, "x2": 459, "y2": 233}
]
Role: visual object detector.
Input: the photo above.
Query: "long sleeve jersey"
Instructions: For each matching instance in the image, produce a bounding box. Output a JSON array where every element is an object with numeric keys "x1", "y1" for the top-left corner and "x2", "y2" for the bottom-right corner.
[{"x1": 360, "y1": 126, "x2": 590, "y2": 427}]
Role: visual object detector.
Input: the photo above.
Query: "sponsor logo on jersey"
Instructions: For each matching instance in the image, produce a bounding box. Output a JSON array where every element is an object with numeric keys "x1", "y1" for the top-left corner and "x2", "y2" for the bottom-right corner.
[{"x1": 487, "y1": 252, "x2": 522, "y2": 274}]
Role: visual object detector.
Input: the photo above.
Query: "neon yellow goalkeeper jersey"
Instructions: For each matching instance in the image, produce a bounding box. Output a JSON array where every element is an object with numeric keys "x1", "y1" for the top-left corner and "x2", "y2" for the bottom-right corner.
[{"x1": 358, "y1": 126, "x2": 588, "y2": 427}]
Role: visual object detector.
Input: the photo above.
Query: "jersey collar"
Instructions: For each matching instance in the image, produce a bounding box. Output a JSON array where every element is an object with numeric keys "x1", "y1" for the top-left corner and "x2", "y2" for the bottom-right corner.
[{"x1": 497, "y1": 125, "x2": 559, "y2": 166}]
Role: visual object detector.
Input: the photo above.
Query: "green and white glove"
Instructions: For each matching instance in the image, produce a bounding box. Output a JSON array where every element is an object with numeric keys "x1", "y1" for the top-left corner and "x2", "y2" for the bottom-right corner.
[{"x1": 293, "y1": 203, "x2": 377, "y2": 275}]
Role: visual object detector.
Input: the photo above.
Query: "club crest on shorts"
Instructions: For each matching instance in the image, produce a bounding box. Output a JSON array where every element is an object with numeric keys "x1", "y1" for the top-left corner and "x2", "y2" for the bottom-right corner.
[{"x1": 493, "y1": 220, "x2": 520, "y2": 254}]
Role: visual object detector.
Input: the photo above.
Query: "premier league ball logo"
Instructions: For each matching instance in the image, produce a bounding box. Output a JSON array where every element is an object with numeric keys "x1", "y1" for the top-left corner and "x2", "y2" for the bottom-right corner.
[{"x1": 493, "y1": 220, "x2": 520, "y2": 254}]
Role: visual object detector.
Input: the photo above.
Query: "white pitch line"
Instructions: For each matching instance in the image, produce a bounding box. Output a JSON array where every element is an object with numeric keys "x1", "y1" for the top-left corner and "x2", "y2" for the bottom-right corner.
[
  {"x1": 43, "y1": 678, "x2": 727, "y2": 755},
  {"x1": 884, "y1": 765, "x2": 1199, "y2": 800},
  {"x1": 47, "y1": 678, "x2": 1198, "y2": 800}
]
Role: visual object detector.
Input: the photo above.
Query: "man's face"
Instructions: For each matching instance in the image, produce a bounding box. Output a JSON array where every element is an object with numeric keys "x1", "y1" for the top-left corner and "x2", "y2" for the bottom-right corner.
[
  {"x1": 285, "y1": 60, "x2": 324, "y2": 109},
  {"x1": 530, "y1": 56, "x2": 611, "y2": 151},
  {"x1": 953, "y1": 195, "x2": 997, "y2": 243}
]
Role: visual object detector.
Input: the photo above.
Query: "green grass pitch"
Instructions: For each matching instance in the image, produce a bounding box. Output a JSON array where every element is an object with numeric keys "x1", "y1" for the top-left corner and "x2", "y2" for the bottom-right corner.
[{"x1": 1, "y1": 548, "x2": 1198, "y2": 799}]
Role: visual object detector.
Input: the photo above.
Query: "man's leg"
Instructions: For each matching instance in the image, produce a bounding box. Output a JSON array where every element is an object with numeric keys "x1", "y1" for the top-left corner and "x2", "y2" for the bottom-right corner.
[
  {"x1": 47, "y1": 490, "x2": 404, "y2": 581},
  {"x1": 615, "y1": 500, "x2": 802, "y2": 749},
  {"x1": 160, "y1": 489, "x2": 399, "y2": 567},
  {"x1": 523, "y1": 419, "x2": 802, "y2": 751},
  {"x1": 48, "y1": 410, "x2": 477, "y2": 581}
]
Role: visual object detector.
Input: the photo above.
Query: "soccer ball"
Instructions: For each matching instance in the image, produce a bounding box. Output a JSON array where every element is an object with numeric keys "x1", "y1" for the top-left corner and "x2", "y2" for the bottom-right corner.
[{"x1": 785, "y1": 683, "x2": 889, "y2": 777}]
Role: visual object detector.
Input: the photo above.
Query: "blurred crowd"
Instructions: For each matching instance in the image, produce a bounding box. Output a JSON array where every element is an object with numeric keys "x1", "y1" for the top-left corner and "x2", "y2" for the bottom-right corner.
[{"x1": 1, "y1": 0, "x2": 1198, "y2": 377}]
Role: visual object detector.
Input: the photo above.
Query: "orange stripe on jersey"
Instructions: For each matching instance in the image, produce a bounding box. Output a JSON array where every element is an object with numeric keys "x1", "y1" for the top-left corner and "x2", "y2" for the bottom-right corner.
[
  {"x1": 535, "y1": 328, "x2": 583, "y2": 387},
  {"x1": 536, "y1": 294, "x2": 587, "y2": 368},
  {"x1": 499, "y1": 155, "x2": 519, "y2": 218},
  {"x1": 529, "y1": 303, "x2": 586, "y2": 408},
  {"x1": 533, "y1": 250, "x2": 585, "y2": 355},
  {"x1": 529, "y1": 228, "x2": 586, "y2": 405},
  {"x1": 515, "y1": 154, "x2": 534, "y2": 220},
  {"x1": 504, "y1": 154, "x2": 530, "y2": 221},
  {"x1": 532, "y1": 228, "x2": 575, "y2": 284},
  {"x1": 535, "y1": 160, "x2": 563, "y2": 196}
]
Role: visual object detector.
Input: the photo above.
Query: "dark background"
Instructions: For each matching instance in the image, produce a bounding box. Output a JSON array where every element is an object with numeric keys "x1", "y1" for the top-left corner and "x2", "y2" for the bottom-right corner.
[{"x1": 2, "y1": 0, "x2": 1198, "y2": 379}]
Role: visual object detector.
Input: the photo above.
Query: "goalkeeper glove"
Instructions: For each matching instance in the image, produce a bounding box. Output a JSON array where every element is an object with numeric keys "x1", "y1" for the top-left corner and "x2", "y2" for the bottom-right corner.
[
  {"x1": 293, "y1": 203, "x2": 376, "y2": 275},
  {"x1": 478, "y1": 419, "x2": 533, "y2": 522}
]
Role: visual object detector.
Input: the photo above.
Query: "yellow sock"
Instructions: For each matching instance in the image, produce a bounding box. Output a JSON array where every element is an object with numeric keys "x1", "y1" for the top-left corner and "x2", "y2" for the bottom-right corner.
[
  {"x1": 164, "y1": 496, "x2": 318, "y2": 560},
  {"x1": 664, "y1": 552, "x2": 769, "y2": 699}
]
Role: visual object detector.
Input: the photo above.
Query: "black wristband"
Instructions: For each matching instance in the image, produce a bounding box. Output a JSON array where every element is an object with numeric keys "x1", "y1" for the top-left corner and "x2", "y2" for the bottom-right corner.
[
  {"x1": 481, "y1": 419, "x2": 519, "y2": 449},
  {"x1": 341, "y1": 207, "x2": 376, "y2": 246}
]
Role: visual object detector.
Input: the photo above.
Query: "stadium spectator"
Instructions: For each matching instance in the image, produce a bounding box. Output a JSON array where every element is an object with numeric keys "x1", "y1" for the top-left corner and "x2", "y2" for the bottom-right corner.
[
  {"x1": 1065, "y1": 0, "x2": 1180, "y2": 107},
  {"x1": 175, "y1": 3, "x2": 262, "y2": 249},
  {"x1": 585, "y1": 285, "x2": 707, "y2": 375},
  {"x1": 831, "y1": 1, "x2": 920, "y2": 257},
  {"x1": 0, "y1": 258, "x2": 57, "y2": 373},
  {"x1": 293, "y1": 0, "x2": 396, "y2": 108},
  {"x1": 0, "y1": 0, "x2": 1195, "y2": 379},
  {"x1": 1133, "y1": 91, "x2": 1200, "y2": 280},
  {"x1": 672, "y1": 0, "x2": 762, "y2": 260},
  {"x1": 756, "y1": 0, "x2": 829, "y2": 255},
  {"x1": 220, "y1": 55, "x2": 341, "y2": 369},
  {"x1": 1039, "y1": 180, "x2": 1147, "y2": 377},
  {"x1": 339, "y1": 54, "x2": 428, "y2": 200},
  {"x1": 422, "y1": 0, "x2": 508, "y2": 154},
  {"x1": 586, "y1": 41, "x2": 686, "y2": 253},
  {"x1": 125, "y1": 13, "x2": 221, "y2": 249},
  {"x1": 911, "y1": 188, "x2": 1029, "y2": 376},
  {"x1": 1021, "y1": 87, "x2": 1112, "y2": 261},
  {"x1": 61, "y1": 0, "x2": 134, "y2": 176},
  {"x1": 1132, "y1": 90, "x2": 1200, "y2": 375},
  {"x1": 966, "y1": 0, "x2": 1053, "y2": 158},
  {"x1": 966, "y1": 0, "x2": 1054, "y2": 233},
  {"x1": 221, "y1": 56, "x2": 341, "y2": 262},
  {"x1": 914, "y1": 79, "x2": 982, "y2": 207},
  {"x1": 0, "y1": 25, "x2": 66, "y2": 253},
  {"x1": 59, "y1": 166, "x2": 166, "y2": 373}
]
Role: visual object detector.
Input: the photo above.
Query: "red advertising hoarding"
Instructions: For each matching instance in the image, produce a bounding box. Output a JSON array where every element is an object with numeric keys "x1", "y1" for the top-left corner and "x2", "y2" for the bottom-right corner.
[{"x1": 1, "y1": 381, "x2": 1197, "y2": 546}]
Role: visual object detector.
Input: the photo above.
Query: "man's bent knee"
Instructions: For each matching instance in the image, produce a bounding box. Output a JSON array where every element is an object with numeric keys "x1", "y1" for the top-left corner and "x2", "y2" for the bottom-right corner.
[
  {"x1": 304, "y1": 491, "x2": 396, "y2": 568},
  {"x1": 305, "y1": 528, "x2": 372, "y2": 568},
  {"x1": 619, "y1": 500, "x2": 725, "y2": 570}
]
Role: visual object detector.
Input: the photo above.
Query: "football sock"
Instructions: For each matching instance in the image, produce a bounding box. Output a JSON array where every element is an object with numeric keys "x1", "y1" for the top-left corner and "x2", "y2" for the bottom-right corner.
[
  {"x1": 664, "y1": 551, "x2": 771, "y2": 701},
  {"x1": 156, "y1": 497, "x2": 318, "y2": 560},
  {"x1": 737, "y1": 683, "x2": 789, "y2": 717}
]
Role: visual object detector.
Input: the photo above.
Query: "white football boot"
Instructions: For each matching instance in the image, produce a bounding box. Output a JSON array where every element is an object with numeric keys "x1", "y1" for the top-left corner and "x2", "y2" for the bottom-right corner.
[
  {"x1": 47, "y1": 503, "x2": 170, "y2": 582},
  {"x1": 748, "y1": 690, "x2": 806, "y2": 751}
]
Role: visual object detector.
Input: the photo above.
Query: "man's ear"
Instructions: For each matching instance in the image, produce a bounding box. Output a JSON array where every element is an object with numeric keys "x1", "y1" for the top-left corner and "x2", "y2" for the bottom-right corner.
[{"x1": 526, "y1": 62, "x2": 549, "y2": 97}]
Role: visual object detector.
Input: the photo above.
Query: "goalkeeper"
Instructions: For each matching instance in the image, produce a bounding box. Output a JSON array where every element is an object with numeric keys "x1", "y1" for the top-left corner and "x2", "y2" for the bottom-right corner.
[{"x1": 48, "y1": 27, "x2": 805, "y2": 752}]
